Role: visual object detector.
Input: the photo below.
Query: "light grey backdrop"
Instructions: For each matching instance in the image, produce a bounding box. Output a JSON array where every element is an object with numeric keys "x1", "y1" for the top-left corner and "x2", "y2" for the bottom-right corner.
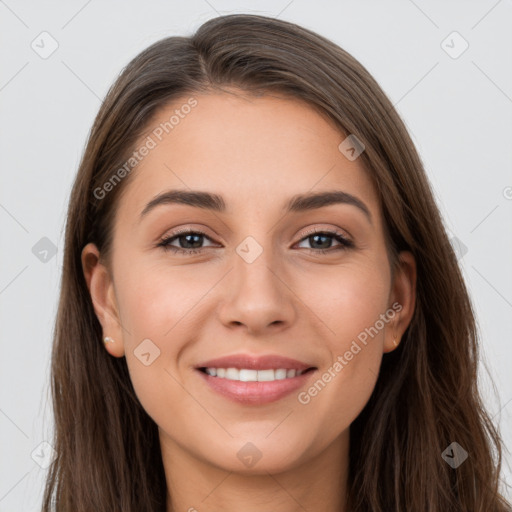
[{"x1": 1, "y1": 0, "x2": 511, "y2": 509}]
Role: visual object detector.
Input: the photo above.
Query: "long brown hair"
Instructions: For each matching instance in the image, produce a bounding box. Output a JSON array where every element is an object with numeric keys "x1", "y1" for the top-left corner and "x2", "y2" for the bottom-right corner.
[{"x1": 42, "y1": 13, "x2": 511, "y2": 511}]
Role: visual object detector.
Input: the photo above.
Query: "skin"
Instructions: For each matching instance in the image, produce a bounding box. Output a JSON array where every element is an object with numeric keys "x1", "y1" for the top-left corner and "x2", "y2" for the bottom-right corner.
[{"x1": 82, "y1": 90, "x2": 416, "y2": 512}]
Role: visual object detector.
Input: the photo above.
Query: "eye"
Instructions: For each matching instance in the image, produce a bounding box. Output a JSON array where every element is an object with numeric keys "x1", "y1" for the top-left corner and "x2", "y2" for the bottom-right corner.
[
  {"x1": 156, "y1": 227, "x2": 354, "y2": 256},
  {"x1": 295, "y1": 228, "x2": 354, "y2": 254},
  {"x1": 157, "y1": 229, "x2": 217, "y2": 255}
]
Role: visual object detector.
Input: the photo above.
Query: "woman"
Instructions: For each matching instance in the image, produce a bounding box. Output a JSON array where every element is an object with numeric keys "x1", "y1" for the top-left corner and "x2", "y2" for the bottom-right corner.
[{"x1": 42, "y1": 13, "x2": 511, "y2": 512}]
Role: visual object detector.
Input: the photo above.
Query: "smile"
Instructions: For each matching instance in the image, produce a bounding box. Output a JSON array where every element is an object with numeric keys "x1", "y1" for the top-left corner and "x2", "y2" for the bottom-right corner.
[
  {"x1": 194, "y1": 353, "x2": 317, "y2": 404},
  {"x1": 196, "y1": 366, "x2": 317, "y2": 405}
]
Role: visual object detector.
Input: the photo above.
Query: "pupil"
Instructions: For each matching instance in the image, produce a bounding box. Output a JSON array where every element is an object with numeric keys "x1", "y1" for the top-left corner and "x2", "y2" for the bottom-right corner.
[
  {"x1": 183, "y1": 234, "x2": 202, "y2": 249},
  {"x1": 311, "y1": 234, "x2": 330, "y2": 249}
]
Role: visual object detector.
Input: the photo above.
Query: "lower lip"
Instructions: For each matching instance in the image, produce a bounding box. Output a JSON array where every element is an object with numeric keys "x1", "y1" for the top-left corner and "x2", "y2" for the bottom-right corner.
[{"x1": 196, "y1": 368, "x2": 317, "y2": 405}]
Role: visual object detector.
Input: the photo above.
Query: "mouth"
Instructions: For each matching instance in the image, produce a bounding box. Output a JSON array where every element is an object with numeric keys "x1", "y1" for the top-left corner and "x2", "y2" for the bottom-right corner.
[{"x1": 194, "y1": 353, "x2": 318, "y2": 405}]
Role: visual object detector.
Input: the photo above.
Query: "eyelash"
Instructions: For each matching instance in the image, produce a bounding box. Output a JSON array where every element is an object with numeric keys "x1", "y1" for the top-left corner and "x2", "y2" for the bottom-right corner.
[{"x1": 156, "y1": 228, "x2": 354, "y2": 256}]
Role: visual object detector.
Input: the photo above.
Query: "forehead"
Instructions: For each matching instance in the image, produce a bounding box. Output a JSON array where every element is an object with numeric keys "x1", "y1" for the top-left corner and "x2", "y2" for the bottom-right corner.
[{"x1": 116, "y1": 91, "x2": 380, "y2": 225}]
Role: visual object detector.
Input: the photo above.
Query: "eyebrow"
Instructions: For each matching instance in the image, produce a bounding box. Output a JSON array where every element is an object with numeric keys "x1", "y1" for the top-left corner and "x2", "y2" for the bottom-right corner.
[{"x1": 139, "y1": 189, "x2": 372, "y2": 224}]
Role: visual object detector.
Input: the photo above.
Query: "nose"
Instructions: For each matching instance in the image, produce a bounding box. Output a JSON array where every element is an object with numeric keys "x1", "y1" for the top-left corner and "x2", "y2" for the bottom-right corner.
[{"x1": 217, "y1": 244, "x2": 297, "y2": 336}]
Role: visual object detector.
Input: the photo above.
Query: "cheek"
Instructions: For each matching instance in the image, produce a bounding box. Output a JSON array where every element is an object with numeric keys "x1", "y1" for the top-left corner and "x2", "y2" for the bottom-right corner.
[
  {"x1": 115, "y1": 259, "x2": 214, "y2": 338},
  {"x1": 295, "y1": 263, "x2": 389, "y2": 419},
  {"x1": 113, "y1": 261, "x2": 216, "y2": 414},
  {"x1": 296, "y1": 259, "x2": 390, "y2": 343}
]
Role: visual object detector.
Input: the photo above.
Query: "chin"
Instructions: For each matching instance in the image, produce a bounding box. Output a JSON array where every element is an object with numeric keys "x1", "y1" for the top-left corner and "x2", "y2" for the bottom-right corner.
[{"x1": 203, "y1": 438, "x2": 310, "y2": 475}]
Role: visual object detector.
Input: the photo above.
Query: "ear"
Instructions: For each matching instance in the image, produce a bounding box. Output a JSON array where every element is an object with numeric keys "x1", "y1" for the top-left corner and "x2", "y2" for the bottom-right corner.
[
  {"x1": 81, "y1": 242, "x2": 125, "y2": 357},
  {"x1": 383, "y1": 250, "x2": 416, "y2": 353}
]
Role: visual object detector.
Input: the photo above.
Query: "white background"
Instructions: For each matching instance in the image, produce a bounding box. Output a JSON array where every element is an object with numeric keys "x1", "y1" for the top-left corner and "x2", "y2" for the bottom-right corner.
[{"x1": 0, "y1": 0, "x2": 511, "y2": 509}]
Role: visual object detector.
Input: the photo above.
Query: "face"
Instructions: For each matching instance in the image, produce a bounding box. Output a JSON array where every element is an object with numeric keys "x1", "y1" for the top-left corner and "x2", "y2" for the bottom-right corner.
[{"x1": 83, "y1": 90, "x2": 416, "y2": 475}]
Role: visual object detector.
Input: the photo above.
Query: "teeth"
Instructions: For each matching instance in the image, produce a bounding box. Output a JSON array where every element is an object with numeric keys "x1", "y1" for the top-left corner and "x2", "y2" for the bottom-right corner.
[
  {"x1": 239, "y1": 369, "x2": 258, "y2": 382},
  {"x1": 275, "y1": 368, "x2": 287, "y2": 380},
  {"x1": 225, "y1": 367, "x2": 239, "y2": 380},
  {"x1": 204, "y1": 367, "x2": 305, "y2": 381},
  {"x1": 257, "y1": 369, "x2": 275, "y2": 382}
]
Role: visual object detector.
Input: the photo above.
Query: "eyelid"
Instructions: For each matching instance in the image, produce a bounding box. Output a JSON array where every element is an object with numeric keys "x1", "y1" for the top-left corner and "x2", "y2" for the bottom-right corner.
[
  {"x1": 296, "y1": 225, "x2": 352, "y2": 242},
  {"x1": 158, "y1": 225, "x2": 215, "y2": 241}
]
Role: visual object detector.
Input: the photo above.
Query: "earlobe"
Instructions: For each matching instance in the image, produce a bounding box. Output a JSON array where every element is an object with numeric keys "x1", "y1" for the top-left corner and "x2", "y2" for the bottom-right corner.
[
  {"x1": 391, "y1": 309, "x2": 401, "y2": 349},
  {"x1": 384, "y1": 250, "x2": 416, "y2": 353},
  {"x1": 81, "y1": 243, "x2": 125, "y2": 357}
]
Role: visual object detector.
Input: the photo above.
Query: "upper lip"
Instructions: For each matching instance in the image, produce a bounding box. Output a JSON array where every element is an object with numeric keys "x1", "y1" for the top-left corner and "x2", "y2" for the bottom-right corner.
[{"x1": 195, "y1": 354, "x2": 316, "y2": 371}]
